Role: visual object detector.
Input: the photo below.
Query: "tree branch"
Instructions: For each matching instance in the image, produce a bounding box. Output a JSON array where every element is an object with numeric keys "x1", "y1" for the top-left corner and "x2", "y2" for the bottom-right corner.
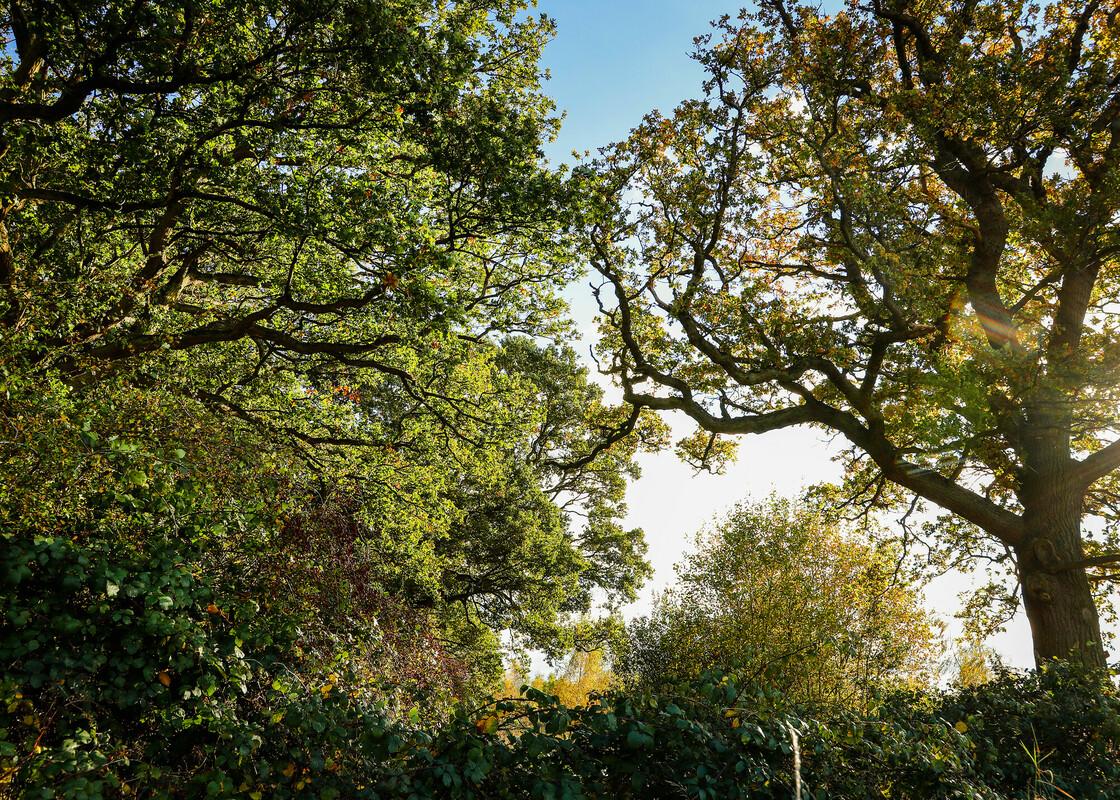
[{"x1": 1072, "y1": 438, "x2": 1120, "y2": 490}]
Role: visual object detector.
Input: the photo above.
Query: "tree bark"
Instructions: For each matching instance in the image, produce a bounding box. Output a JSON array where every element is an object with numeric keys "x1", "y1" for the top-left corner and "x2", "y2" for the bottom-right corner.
[{"x1": 1017, "y1": 493, "x2": 1107, "y2": 669}]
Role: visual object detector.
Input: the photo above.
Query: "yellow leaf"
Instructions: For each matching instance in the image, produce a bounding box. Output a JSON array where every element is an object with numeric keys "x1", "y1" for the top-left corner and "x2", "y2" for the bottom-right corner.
[
  {"x1": 475, "y1": 714, "x2": 500, "y2": 735},
  {"x1": 282, "y1": 763, "x2": 296, "y2": 778},
  {"x1": 158, "y1": 671, "x2": 171, "y2": 687},
  {"x1": 954, "y1": 721, "x2": 968, "y2": 734}
]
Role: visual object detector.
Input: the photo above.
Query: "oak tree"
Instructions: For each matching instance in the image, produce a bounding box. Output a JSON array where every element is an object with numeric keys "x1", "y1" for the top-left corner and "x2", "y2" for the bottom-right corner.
[{"x1": 584, "y1": 0, "x2": 1120, "y2": 666}]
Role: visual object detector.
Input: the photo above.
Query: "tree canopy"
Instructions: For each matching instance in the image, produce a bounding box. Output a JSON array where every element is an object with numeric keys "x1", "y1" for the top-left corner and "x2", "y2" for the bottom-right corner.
[
  {"x1": 616, "y1": 498, "x2": 939, "y2": 709},
  {"x1": 0, "y1": 0, "x2": 662, "y2": 696},
  {"x1": 583, "y1": 0, "x2": 1120, "y2": 667},
  {"x1": 1, "y1": 0, "x2": 567, "y2": 440}
]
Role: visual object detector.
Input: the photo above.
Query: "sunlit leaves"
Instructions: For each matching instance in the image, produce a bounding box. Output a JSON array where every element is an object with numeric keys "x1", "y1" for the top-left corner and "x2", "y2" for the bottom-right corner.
[{"x1": 616, "y1": 497, "x2": 940, "y2": 709}]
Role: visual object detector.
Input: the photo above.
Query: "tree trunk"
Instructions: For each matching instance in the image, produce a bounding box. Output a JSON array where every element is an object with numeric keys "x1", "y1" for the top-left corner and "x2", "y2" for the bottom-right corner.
[{"x1": 1017, "y1": 492, "x2": 1107, "y2": 669}]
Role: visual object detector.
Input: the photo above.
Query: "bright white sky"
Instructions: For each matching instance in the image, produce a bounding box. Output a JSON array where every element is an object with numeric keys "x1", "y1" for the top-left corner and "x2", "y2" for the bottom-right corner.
[{"x1": 534, "y1": 0, "x2": 1057, "y2": 669}]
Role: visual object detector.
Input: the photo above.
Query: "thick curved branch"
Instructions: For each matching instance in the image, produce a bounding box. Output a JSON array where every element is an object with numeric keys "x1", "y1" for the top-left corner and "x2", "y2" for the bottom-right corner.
[
  {"x1": 601, "y1": 271, "x2": 1025, "y2": 546},
  {"x1": 622, "y1": 371, "x2": 1025, "y2": 546},
  {"x1": 797, "y1": 394, "x2": 1025, "y2": 546},
  {"x1": 1051, "y1": 551, "x2": 1120, "y2": 574},
  {"x1": 1072, "y1": 438, "x2": 1120, "y2": 490}
]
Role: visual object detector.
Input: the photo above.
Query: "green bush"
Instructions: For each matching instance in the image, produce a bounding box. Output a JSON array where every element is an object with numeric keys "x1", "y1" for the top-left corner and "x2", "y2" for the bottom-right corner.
[
  {"x1": 930, "y1": 667, "x2": 1120, "y2": 799},
  {"x1": 0, "y1": 446, "x2": 407, "y2": 798},
  {"x1": 3, "y1": 448, "x2": 1118, "y2": 798},
  {"x1": 414, "y1": 667, "x2": 1118, "y2": 800}
]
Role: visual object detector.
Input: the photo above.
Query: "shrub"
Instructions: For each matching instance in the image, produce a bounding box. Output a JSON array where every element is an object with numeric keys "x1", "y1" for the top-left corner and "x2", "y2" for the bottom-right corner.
[
  {"x1": 0, "y1": 447, "x2": 407, "y2": 798},
  {"x1": 4, "y1": 446, "x2": 1117, "y2": 798}
]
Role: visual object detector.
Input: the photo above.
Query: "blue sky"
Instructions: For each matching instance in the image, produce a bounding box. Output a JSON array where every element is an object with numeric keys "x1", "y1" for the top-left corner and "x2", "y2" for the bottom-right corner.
[{"x1": 536, "y1": 0, "x2": 733, "y2": 163}]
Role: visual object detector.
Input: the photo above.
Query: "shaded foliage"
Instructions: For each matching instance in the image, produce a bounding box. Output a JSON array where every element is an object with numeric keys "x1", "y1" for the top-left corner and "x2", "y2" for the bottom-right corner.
[{"x1": 6, "y1": 509, "x2": 1117, "y2": 800}]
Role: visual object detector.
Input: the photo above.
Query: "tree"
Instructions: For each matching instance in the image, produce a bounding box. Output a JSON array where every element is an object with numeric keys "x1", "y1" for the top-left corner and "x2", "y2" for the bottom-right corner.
[
  {"x1": 0, "y1": 0, "x2": 570, "y2": 453},
  {"x1": 583, "y1": 0, "x2": 1120, "y2": 667},
  {"x1": 0, "y1": 0, "x2": 660, "y2": 690},
  {"x1": 615, "y1": 498, "x2": 939, "y2": 709},
  {"x1": 946, "y1": 634, "x2": 1001, "y2": 688},
  {"x1": 501, "y1": 647, "x2": 614, "y2": 707},
  {"x1": 260, "y1": 339, "x2": 657, "y2": 664}
]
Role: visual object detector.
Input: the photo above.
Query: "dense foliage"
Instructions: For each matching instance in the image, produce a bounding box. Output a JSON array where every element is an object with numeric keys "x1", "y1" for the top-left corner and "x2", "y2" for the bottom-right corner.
[
  {"x1": 7, "y1": 530, "x2": 1117, "y2": 800},
  {"x1": 0, "y1": 0, "x2": 664, "y2": 698},
  {"x1": 582, "y1": 0, "x2": 1120, "y2": 666},
  {"x1": 615, "y1": 498, "x2": 940, "y2": 709},
  {"x1": 0, "y1": 432, "x2": 629, "y2": 796},
  {"x1": 0, "y1": 1, "x2": 670, "y2": 792},
  {"x1": 5, "y1": 1, "x2": 1120, "y2": 797}
]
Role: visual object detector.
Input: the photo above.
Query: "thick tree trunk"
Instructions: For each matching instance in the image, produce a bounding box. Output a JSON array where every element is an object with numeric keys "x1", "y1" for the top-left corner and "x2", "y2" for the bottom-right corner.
[{"x1": 1017, "y1": 493, "x2": 1107, "y2": 669}]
